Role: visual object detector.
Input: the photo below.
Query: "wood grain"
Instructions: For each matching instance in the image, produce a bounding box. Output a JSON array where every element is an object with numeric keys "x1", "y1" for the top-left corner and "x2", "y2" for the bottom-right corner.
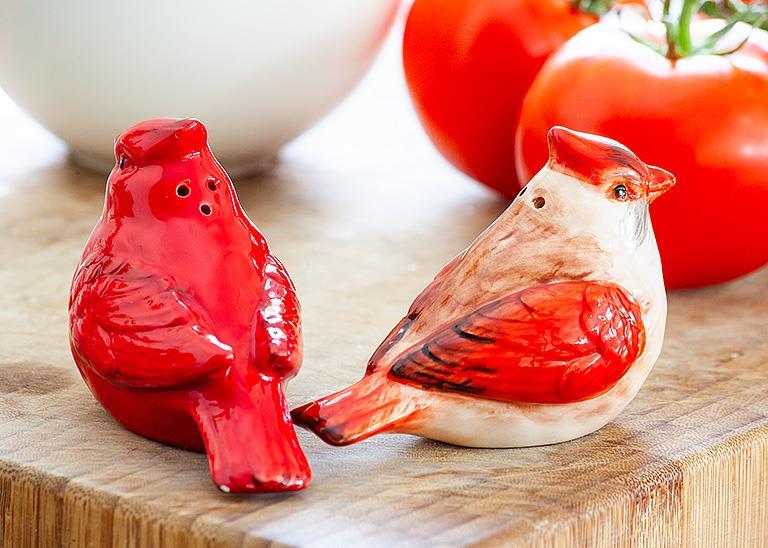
[{"x1": 1, "y1": 28, "x2": 767, "y2": 547}]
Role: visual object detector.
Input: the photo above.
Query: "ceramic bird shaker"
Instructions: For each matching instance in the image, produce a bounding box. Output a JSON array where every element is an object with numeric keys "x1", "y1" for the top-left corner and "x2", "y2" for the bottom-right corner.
[
  {"x1": 293, "y1": 126, "x2": 675, "y2": 448},
  {"x1": 69, "y1": 119, "x2": 311, "y2": 493}
]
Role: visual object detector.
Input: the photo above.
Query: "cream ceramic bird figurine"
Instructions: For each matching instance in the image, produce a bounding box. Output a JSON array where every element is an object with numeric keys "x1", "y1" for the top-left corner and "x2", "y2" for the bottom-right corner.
[{"x1": 292, "y1": 126, "x2": 675, "y2": 448}]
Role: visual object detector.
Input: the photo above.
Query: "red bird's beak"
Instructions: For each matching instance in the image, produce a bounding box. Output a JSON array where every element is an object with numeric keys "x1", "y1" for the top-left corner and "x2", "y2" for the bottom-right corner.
[{"x1": 646, "y1": 165, "x2": 675, "y2": 203}]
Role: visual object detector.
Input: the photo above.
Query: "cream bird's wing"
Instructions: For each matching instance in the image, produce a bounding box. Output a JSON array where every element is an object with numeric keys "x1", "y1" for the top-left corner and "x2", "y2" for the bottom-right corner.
[
  {"x1": 69, "y1": 255, "x2": 233, "y2": 388},
  {"x1": 387, "y1": 280, "x2": 645, "y2": 404}
]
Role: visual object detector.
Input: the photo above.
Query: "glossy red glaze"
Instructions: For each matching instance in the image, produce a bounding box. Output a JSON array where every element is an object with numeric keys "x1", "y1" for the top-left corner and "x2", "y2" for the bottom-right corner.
[
  {"x1": 69, "y1": 119, "x2": 310, "y2": 493},
  {"x1": 547, "y1": 127, "x2": 675, "y2": 203},
  {"x1": 291, "y1": 376, "x2": 420, "y2": 447},
  {"x1": 389, "y1": 281, "x2": 645, "y2": 404}
]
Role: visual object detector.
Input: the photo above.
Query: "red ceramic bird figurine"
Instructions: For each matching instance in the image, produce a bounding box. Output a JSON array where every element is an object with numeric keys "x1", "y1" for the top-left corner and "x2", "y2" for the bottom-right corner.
[
  {"x1": 293, "y1": 127, "x2": 675, "y2": 448},
  {"x1": 69, "y1": 119, "x2": 311, "y2": 492}
]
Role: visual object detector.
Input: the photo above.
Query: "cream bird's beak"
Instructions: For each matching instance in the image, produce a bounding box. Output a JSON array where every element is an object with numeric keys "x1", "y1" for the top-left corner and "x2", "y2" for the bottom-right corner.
[{"x1": 646, "y1": 165, "x2": 675, "y2": 203}]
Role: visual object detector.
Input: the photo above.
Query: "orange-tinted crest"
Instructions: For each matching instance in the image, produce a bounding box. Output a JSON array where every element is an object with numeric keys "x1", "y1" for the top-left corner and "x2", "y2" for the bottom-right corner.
[
  {"x1": 115, "y1": 118, "x2": 208, "y2": 166},
  {"x1": 546, "y1": 126, "x2": 674, "y2": 202},
  {"x1": 547, "y1": 126, "x2": 648, "y2": 184}
]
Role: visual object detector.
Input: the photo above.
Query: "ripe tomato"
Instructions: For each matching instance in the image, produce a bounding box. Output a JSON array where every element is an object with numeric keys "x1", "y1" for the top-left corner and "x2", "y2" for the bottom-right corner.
[
  {"x1": 516, "y1": 21, "x2": 768, "y2": 288},
  {"x1": 402, "y1": 0, "x2": 599, "y2": 196}
]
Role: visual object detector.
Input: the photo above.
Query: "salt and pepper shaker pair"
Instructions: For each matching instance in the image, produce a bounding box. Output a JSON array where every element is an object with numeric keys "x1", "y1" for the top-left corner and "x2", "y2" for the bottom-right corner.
[{"x1": 69, "y1": 119, "x2": 674, "y2": 493}]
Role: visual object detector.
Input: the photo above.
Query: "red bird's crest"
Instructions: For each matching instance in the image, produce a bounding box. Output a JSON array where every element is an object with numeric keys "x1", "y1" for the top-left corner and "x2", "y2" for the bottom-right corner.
[{"x1": 116, "y1": 118, "x2": 209, "y2": 165}]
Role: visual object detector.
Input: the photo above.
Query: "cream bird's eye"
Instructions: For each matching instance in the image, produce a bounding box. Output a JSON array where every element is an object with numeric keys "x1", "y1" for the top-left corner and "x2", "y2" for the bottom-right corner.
[
  {"x1": 533, "y1": 196, "x2": 546, "y2": 209},
  {"x1": 613, "y1": 184, "x2": 628, "y2": 201}
]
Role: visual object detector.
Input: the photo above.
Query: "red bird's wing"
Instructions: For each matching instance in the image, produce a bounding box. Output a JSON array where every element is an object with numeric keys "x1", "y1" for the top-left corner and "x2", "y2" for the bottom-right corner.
[
  {"x1": 70, "y1": 257, "x2": 233, "y2": 388},
  {"x1": 388, "y1": 281, "x2": 645, "y2": 404},
  {"x1": 253, "y1": 256, "x2": 303, "y2": 379}
]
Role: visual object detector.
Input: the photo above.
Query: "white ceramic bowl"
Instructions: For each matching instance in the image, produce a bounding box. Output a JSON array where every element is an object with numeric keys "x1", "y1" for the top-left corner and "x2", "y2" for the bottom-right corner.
[{"x1": 0, "y1": 1, "x2": 399, "y2": 174}]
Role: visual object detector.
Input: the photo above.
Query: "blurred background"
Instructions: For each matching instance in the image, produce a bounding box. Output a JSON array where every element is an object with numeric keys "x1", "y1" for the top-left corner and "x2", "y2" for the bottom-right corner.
[
  {"x1": 1, "y1": 2, "x2": 767, "y2": 545},
  {"x1": 0, "y1": 1, "x2": 504, "y2": 408},
  {"x1": 2, "y1": 0, "x2": 766, "y2": 291}
]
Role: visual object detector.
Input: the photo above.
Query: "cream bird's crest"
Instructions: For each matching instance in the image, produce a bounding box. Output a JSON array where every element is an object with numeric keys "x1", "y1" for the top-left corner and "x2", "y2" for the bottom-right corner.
[{"x1": 547, "y1": 126, "x2": 675, "y2": 203}]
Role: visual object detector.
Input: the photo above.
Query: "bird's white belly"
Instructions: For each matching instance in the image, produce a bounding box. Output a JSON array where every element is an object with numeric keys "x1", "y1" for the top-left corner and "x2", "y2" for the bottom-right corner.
[{"x1": 402, "y1": 380, "x2": 637, "y2": 448}]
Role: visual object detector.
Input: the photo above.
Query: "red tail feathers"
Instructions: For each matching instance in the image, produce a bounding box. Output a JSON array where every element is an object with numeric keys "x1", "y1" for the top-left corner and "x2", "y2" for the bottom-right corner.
[
  {"x1": 192, "y1": 379, "x2": 311, "y2": 493},
  {"x1": 291, "y1": 376, "x2": 427, "y2": 446}
]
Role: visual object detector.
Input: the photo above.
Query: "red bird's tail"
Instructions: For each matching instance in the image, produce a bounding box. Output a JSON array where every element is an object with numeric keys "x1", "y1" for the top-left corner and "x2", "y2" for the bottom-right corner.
[
  {"x1": 192, "y1": 380, "x2": 311, "y2": 493},
  {"x1": 291, "y1": 376, "x2": 427, "y2": 446}
]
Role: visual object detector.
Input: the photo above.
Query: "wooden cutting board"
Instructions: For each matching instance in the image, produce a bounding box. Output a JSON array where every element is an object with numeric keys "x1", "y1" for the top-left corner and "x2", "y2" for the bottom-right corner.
[{"x1": 1, "y1": 35, "x2": 767, "y2": 547}]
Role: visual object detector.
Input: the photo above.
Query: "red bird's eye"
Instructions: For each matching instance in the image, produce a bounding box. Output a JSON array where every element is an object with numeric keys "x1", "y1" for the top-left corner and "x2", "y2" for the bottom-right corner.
[
  {"x1": 119, "y1": 155, "x2": 128, "y2": 169},
  {"x1": 613, "y1": 184, "x2": 628, "y2": 201}
]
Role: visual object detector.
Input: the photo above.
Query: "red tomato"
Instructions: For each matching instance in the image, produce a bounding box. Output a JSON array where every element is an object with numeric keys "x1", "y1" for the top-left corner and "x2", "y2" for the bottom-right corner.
[
  {"x1": 516, "y1": 22, "x2": 768, "y2": 289},
  {"x1": 403, "y1": 0, "x2": 598, "y2": 196}
]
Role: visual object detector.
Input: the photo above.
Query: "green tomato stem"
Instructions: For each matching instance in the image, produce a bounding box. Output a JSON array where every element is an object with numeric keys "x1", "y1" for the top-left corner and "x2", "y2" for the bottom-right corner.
[
  {"x1": 571, "y1": 0, "x2": 615, "y2": 16},
  {"x1": 625, "y1": 0, "x2": 764, "y2": 59},
  {"x1": 677, "y1": 0, "x2": 700, "y2": 57}
]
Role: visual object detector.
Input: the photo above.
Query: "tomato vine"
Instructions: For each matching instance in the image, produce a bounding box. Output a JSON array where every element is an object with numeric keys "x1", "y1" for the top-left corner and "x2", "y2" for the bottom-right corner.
[
  {"x1": 572, "y1": 0, "x2": 620, "y2": 14},
  {"x1": 628, "y1": 0, "x2": 768, "y2": 58}
]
